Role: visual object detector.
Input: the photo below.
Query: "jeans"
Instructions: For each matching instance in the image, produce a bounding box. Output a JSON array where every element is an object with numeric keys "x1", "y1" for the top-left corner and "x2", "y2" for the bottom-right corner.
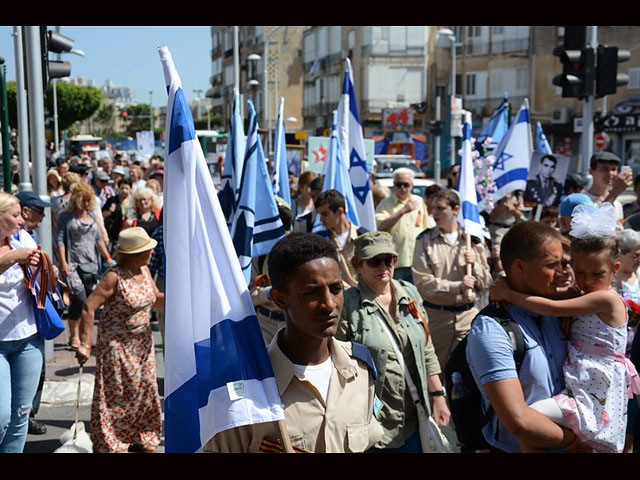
[{"x1": 0, "y1": 334, "x2": 44, "y2": 453}]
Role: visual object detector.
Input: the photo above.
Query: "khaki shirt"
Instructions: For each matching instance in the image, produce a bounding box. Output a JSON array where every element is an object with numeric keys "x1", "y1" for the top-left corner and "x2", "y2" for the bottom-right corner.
[
  {"x1": 204, "y1": 334, "x2": 383, "y2": 453},
  {"x1": 328, "y1": 222, "x2": 362, "y2": 289},
  {"x1": 411, "y1": 226, "x2": 491, "y2": 306},
  {"x1": 250, "y1": 256, "x2": 285, "y2": 345},
  {"x1": 375, "y1": 194, "x2": 430, "y2": 268},
  {"x1": 337, "y1": 279, "x2": 441, "y2": 449}
]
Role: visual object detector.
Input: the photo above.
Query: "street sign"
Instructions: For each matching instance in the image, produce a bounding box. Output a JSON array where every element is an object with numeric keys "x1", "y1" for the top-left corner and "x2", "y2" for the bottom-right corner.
[{"x1": 595, "y1": 133, "x2": 607, "y2": 150}]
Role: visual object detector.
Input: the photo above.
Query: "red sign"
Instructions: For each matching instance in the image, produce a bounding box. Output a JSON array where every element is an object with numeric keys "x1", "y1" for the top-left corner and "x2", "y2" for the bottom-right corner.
[{"x1": 595, "y1": 134, "x2": 607, "y2": 150}]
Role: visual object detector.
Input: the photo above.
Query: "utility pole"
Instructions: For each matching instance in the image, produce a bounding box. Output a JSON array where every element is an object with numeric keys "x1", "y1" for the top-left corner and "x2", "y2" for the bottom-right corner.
[
  {"x1": 0, "y1": 58, "x2": 10, "y2": 192},
  {"x1": 264, "y1": 26, "x2": 281, "y2": 157},
  {"x1": 434, "y1": 96, "x2": 441, "y2": 184},
  {"x1": 53, "y1": 26, "x2": 61, "y2": 154},
  {"x1": 12, "y1": 27, "x2": 31, "y2": 193},
  {"x1": 233, "y1": 26, "x2": 242, "y2": 122},
  {"x1": 581, "y1": 26, "x2": 598, "y2": 174}
]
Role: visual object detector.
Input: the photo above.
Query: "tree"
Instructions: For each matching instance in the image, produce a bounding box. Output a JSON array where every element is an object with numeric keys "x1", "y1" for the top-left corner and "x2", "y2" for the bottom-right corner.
[
  {"x1": 121, "y1": 103, "x2": 151, "y2": 137},
  {"x1": 6, "y1": 82, "x2": 17, "y2": 130},
  {"x1": 44, "y1": 82, "x2": 103, "y2": 131}
]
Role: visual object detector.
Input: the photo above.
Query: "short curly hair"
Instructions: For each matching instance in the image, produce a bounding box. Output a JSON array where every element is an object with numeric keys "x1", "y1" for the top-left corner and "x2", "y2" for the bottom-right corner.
[{"x1": 268, "y1": 232, "x2": 339, "y2": 290}]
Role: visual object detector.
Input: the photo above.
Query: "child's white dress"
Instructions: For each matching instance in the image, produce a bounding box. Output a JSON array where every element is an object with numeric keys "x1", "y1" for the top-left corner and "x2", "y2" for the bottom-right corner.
[{"x1": 554, "y1": 306, "x2": 640, "y2": 453}]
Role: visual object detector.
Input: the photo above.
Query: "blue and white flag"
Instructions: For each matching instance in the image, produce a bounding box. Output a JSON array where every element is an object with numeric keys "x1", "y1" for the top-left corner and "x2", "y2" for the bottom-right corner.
[
  {"x1": 337, "y1": 58, "x2": 376, "y2": 232},
  {"x1": 476, "y1": 93, "x2": 509, "y2": 152},
  {"x1": 272, "y1": 97, "x2": 291, "y2": 206},
  {"x1": 312, "y1": 111, "x2": 361, "y2": 235},
  {"x1": 231, "y1": 100, "x2": 286, "y2": 286},
  {"x1": 535, "y1": 122, "x2": 552, "y2": 155},
  {"x1": 457, "y1": 111, "x2": 485, "y2": 241},
  {"x1": 492, "y1": 99, "x2": 533, "y2": 201},
  {"x1": 159, "y1": 46, "x2": 284, "y2": 453},
  {"x1": 218, "y1": 89, "x2": 246, "y2": 227}
]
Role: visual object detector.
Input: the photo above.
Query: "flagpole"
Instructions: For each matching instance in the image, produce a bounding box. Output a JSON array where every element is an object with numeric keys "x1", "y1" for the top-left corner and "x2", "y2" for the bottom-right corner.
[{"x1": 465, "y1": 233, "x2": 473, "y2": 303}]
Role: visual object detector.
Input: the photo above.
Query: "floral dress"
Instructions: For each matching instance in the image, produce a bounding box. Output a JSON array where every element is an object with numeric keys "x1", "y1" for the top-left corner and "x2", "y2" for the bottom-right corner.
[
  {"x1": 554, "y1": 302, "x2": 640, "y2": 453},
  {"x1": 90, "y1": 266, "x2": 162, "y2": 453}
]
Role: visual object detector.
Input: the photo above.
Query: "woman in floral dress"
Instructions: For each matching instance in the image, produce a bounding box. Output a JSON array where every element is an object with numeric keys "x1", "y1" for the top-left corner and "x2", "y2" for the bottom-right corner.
[{"x1": 76, "y1": 227, "x2": 164, "y2": 453}]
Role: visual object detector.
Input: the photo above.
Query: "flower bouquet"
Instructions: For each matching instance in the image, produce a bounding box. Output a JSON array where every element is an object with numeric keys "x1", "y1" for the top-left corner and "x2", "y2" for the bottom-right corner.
[{"x1": 626, "y1": 299, "x2": 640, "y2": 329}]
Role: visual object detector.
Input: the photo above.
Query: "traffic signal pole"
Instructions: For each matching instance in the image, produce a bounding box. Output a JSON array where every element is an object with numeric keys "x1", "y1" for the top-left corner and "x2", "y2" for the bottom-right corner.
[
  {"x1": 13, "y1": 27, "x2": 32, "y2": 193},
  {"x1": 581, "y1": 26, "x2": 598, "y2": 174}
]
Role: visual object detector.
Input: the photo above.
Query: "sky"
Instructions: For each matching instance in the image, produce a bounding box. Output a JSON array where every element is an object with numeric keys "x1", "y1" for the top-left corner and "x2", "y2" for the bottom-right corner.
[{"x1": 0, "y1": 26, "x2": 211, "y2": 108}]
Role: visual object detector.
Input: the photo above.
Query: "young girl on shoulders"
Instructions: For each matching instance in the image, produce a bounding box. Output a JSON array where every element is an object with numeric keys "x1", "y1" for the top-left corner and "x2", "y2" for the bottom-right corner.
[{"x1": 491, "y1": 203, "x2": 640, "y2": 453}]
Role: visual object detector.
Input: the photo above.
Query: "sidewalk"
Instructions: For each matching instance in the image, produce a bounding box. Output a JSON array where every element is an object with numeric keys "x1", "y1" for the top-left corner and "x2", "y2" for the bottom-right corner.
[{"x1": 24, "y1": 318, "x2": 165, "y2": 453}]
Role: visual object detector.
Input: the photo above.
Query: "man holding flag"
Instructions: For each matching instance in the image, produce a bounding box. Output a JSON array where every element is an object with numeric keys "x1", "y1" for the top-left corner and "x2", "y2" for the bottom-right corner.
[{"x1": 412, "y1": 112, "x2": 491, "y2": 370}]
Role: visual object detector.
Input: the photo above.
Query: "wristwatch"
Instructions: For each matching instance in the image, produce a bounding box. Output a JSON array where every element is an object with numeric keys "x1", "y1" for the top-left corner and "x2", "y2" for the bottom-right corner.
[{"x1": 429, "y1": 388, "x2": 447, "y2": 398}]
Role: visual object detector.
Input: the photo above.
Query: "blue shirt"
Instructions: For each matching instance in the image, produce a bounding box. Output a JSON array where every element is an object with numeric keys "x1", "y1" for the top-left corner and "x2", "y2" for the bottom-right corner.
[{"x1": 466, "y1": 305, "x2": 568, "y2": 453}]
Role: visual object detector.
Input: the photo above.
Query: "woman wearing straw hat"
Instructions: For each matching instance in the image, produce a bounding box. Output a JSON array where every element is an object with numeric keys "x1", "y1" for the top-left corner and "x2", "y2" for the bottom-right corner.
[{"x1": 76, "y1": 227, "x2": 164, "y2": 453}]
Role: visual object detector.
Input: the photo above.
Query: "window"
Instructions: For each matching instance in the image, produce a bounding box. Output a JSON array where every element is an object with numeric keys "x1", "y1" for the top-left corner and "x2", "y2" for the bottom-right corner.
[
  {"x1": 348, "y1": 30, "x2": 355, "y2": 50},
  {"x1": 468, "y1": 26, "x2": 482, "y2": 38},
  {"x1": 492, "y1": 26, "x2": 504, "y2": 35},
  {"x1": 516, "y1": 68, "x2": 528, "y2": 91},
  {"x1": 628, "y1": 68, "x2": 640, "y2": 89},
  {"x1": 466, "y1": 73, "x2": 476, "y2": 96}
]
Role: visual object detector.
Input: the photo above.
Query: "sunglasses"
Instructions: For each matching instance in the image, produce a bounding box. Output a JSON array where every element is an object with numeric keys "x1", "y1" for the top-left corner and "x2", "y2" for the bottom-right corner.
[
  {"x1": 394, "y1": 182, "x2": 411, "y2": 189},
  {"x1": 366, "y1": 254, "x2": 398, "y2": 269}
]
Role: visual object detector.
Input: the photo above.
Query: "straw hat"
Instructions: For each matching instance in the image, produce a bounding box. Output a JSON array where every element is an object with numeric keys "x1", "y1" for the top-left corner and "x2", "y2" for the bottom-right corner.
[{"x1": 116, "y1": 227, "x2": 157, "y2": 254}]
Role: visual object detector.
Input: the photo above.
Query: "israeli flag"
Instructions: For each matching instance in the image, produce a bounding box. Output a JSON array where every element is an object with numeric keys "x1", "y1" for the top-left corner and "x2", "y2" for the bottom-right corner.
[
  {"x1": 337, "y1": 58, "x2": 376, "y2": 232},
  {"x1": 535, "y1": 122, "x2": 552, "y2": 155},
  {"x1": 457, "y1": 111, "x2": 485, "y2": 241},
  {"x1": 218, "y1": 89, "x2": 246, "y2": 227},
  {"x1": 159, "y1": 46, "x2": 284, "y2": 453},
  {"x1": 272, "y1": 97, "x2": 291, "y2": 206},
  {"x1": 231, "y1": 100, "x2": 286, "y2": 286},
  {"x1": 476, "y1": 93, "x2": 508, "y2": 152},
  {"x1": 312, "y1": 111, "x2": 362, "y2": 235},
  {"x1": 492, "y1": 99, "x2": 533, "y2": 201}
]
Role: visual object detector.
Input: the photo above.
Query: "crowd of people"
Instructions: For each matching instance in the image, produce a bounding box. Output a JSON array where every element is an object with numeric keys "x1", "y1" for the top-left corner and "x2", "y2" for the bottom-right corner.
[
  {"x1": 3, "y1": 145, "x2": 640, "y2": 454},
  {"x1": 0, "y1": 151, "x2": 166, "y2": 453}
]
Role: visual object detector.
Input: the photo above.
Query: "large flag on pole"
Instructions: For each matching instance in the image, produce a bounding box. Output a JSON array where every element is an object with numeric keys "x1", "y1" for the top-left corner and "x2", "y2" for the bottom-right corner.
[
  {"x1": 337, "y1": 58, "x2": 376, "y2": 232},
  {"x1": 457, "y1": 111, "x2": 485, "y2": 241},
  {"x1": 231, "y1": 100, "x2": 286, "y2": 286},
  {"x1": 159, "y1": 46, "x2": 284, "y2": 453},
  {"x1": 535, "y1": 122, "x2": 552, "y2": 154},
  {"x1": 492, "y1": 99, "x2": 533, "y2": 201},
  {"x1": 272, "y1": 97, "x2": 291, "y2": 206},
  {"x1": 218, "y1": 89, "x2": 246, "y2": 227},
  {"x1": 475, "y1": 93, "x2": 509, "y2": 152},
  {"x1": 312, "y1": 110, "x2": 362, "y2": 235}
]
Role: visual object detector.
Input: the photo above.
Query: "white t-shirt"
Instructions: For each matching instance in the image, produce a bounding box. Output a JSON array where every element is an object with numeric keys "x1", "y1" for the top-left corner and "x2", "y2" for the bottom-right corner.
[
  {"x1": 334, "y1": 229, "x2": 350, "y2": 248},
  {"x1": 585, "y1": 190, "x2": 624, "y2": 222},
  {"x1": 292, "y1": 355, "x2": 333, "y2": 403},
  {"x1": 0, "y1": 230, "x2": 38, "y2": 341},
  {"x1": 444, "y1": 231, "x2": 459, "y2": 245}
]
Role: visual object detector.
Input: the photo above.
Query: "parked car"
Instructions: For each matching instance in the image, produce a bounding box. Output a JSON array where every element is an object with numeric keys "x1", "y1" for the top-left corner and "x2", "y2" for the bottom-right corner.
[{"x1": 376, "y1": 177, "x2": 435, "y2": 198}]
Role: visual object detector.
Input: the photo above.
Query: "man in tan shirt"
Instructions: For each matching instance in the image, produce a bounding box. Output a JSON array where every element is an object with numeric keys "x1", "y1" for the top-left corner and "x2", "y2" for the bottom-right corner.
[
  {"x1": 375, "y1": 168, "x2": 429, "y2": 283},
  {"x1": 412, "y1": 189, "x2": 491, "y2": 371},
  {"x1": 205, "y1": 233, "x2": 382, "y2": 453},
  {"x1": 315, "y1": 189, "x2": 367, "y2": 289}
]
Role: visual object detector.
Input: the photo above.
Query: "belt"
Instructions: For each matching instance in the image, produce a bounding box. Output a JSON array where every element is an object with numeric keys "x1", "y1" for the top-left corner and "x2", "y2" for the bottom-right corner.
[
  {"x1": 422, "y1": 300, "x2": 474, "y2": 313},
  {"x1": 257, "y1": 306, "x2": 285, "y2": 322}
]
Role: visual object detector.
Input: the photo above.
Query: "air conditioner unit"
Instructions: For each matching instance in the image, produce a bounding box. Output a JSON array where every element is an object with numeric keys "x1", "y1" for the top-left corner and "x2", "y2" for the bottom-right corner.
[{"x1": 551, "y1": 107, "x2": 569, "y2": 124}]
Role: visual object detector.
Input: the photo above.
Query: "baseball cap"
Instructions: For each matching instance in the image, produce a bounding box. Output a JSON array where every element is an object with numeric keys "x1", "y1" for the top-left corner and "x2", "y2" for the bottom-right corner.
[
  {"x1": 559, "y1": 193, "x2": 594, "y2": 217},
  {"x1": 354, "y1": 231, "x2": 398, "y2": 260},
  {"x1": 16, "y1": 191, "x2": 52, "y2": 210},
  {"x1": 590, "y1": 151, "x2": 621, "y2": 169}
]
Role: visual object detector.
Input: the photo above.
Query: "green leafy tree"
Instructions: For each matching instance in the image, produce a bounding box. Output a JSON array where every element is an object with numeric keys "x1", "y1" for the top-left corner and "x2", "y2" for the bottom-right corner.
[
  {"x1": 44, "y1": 82, "x2": 103, "y2": 131},
  {"x1": 6, "y1": 82, "x2": 17, "y2": 129},
  {"x1": 122, "y1": 104, "x2": 152, "y2": 137}
]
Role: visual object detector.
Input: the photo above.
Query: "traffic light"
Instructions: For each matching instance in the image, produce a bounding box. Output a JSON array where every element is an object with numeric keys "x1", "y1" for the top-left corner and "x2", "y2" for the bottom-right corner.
[
  {"x1": 552, "y1": 26, "x2": 595, "y2": 99},
  {"x1": 595, "y1": 46, "x2": 631, "y2": 98},
  {"x1": 40, "y1": 26, "x2": 73, "y2": 90}
]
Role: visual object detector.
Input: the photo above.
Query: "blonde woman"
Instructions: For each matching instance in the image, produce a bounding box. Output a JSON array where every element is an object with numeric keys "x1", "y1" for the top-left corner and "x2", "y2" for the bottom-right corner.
[
  {"x1": 56, "y1": 183, "x2": 113, "y2": 350},
  {"x1": 76, "y1": 227, "x2": 163, "y2": 453},
  {"x1": 145, "y1": 179, "x2": 163, "y2": 208},
  {"x1": 129, "y1": 165, "x2": 146, "y2": 192},
  {"x1": 0, "y1": 192, "x2": 42, "y2": 452},
  {"x1": 124, "y1": 187, "x2": 161, "y2": 237}
]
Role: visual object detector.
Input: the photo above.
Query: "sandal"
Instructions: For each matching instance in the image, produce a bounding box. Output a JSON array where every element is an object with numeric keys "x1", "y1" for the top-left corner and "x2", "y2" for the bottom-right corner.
[{"x1": 69, "y1": 337, "x2": 81, "y2": 351}]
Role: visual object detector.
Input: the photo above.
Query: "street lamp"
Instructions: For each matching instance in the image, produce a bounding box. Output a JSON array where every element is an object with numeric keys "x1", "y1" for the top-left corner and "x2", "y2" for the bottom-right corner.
[
  {"x1": 285, "y1": 116, "x2": 298, "y2": 133},
  {"x1": 247, "y1": 54, "x2": 261, "y2": 110},
  {"x1": 263, "y1": 26, "x2": 282, "y2": 156},
  {"x1": 437, "y1": 28, "x2": 457, "y2": 173}
]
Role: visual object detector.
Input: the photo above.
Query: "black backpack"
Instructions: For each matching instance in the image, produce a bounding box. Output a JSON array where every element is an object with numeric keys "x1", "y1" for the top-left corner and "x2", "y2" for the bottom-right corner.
[{"x1": 444, "y1": 304, "x2": 526, "y2": 452}]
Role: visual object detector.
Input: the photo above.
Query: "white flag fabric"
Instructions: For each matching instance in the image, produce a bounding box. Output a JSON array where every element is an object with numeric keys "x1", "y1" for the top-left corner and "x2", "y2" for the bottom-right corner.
[
  {"x1": 337, "y1": 58, "x2": 376, "y2": 232},
  {"x1": 218, "y1": 89, "x2": 246, "y2": 227},
  {"x1": 457, "y1": 111, "x2": 485, "y2": 241},
  {"x1": 272, "y1": 97, "x2": 291, "y2": 206},
  {"x1": 492, "y1": 99, "x2": 533, "y2": 201},
  {"x1": 159, "y1": 46, "x2": 284, "y2": 453},
  {"x1": 312, "y1": 110, "x2": 362, "y2": 236}
]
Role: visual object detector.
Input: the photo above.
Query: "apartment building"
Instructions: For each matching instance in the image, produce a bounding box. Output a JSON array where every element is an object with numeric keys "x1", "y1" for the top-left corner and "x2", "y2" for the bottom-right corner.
[
  {"x1": 302, "y1": 26, "x2": 429, "y2": 137},
  {"x1": 430, "y1": 26, "x2": 640, "y2": 172},
  {"x1": 206, "y1": 26, "x2": 307, "y2": 150}
]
